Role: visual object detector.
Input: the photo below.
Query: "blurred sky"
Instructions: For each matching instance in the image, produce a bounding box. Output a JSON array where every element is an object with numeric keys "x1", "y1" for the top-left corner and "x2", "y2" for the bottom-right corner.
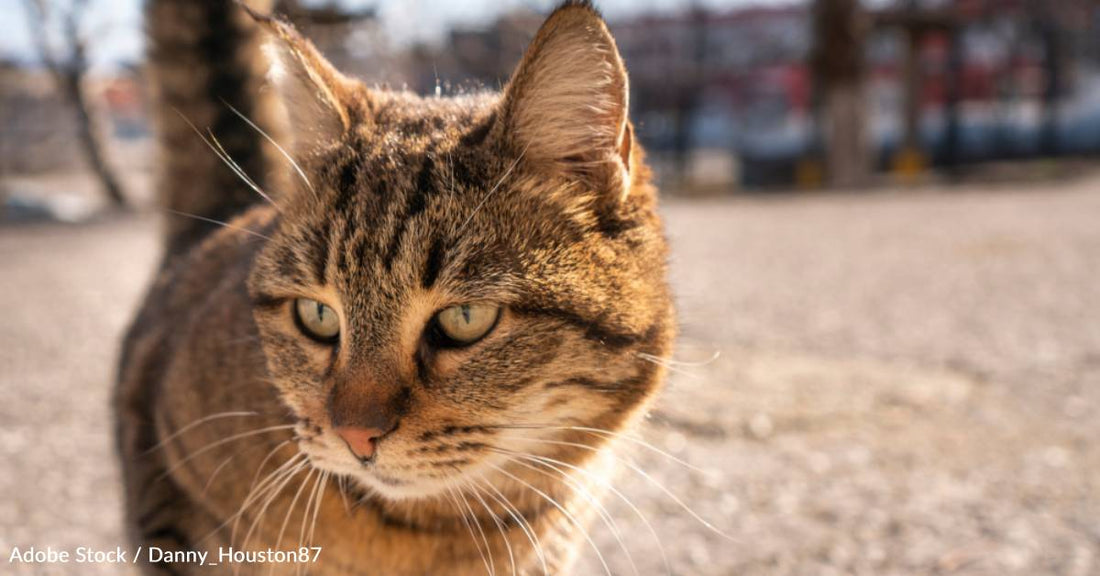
[{"x1": 0, "y1": 0, "x2": 797, "y2": 71}]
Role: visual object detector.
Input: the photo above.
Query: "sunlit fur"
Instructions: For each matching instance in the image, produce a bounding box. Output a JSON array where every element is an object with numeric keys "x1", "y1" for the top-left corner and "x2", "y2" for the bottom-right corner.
[{"x1": 117, "y1": 1, "x2": 674, "y2": 574}]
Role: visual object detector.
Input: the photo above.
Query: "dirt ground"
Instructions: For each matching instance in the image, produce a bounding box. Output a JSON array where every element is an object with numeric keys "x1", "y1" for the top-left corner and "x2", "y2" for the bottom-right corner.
[{"x1": 1, "y1": 176, "x2": 1098, "y2": 575}]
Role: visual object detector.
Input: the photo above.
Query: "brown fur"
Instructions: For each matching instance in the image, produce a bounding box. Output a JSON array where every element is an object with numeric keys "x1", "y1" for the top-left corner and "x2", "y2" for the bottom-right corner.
[{"x1": 118, "y1": 1, "x2": 674, "y2": 574}]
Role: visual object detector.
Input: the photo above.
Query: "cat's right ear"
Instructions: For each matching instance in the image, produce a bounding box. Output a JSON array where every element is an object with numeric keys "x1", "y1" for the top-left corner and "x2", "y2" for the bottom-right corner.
[{"x1": 242, "y1": 4, "x2": 352, "y2": 155}]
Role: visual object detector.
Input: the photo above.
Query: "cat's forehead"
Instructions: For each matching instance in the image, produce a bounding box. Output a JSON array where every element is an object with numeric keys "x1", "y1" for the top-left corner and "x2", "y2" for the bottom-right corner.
[
  {"x1": 268, "y1": 90, "x2": 589, "y2": 315},
  {"x1": 358, "y1": 91, "x2": 499, "y2": 143}
]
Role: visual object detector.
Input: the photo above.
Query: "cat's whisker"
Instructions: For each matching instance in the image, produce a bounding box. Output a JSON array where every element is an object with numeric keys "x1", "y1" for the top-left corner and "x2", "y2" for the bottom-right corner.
[
  {"x1": 270, "y1": 468, "x2": 316, "y2": 576},
  {"x1": 206, "y1": 129, "x2": 280, "y2": 211},
  {"x1": 308, "y1": 472, "x2": 329, "y2": 549},
  {"x1": 548, "y1": 425, "x2": 708, "y2": 475},
  {"x1": 505, "y1": 449, "x2": 672, "y2": 576},
  {"x1": 484, "y1": 460, "x2": 612, "y2": 576},
  {"x1": 248, "y1": 439, "x2": 296, "y2": 494},
  {"x1": 305, "y1": 470, "x2": 325, "y2": 551},
  {"x1": 608, "y1": 451, "x2": 738, "y2": 543},
  {"x1": 166, "y1": 209, "x2": 273, "y2": 241},
  {"x1": 457, "y1": 144, "x2": 529, "y2": 235},
  {"x1": 231, "y1": 454, "x2": 306, "y2": 541},
  {"x1": 224, "y1": 452, "x2": 307, "y2": 545},
  {"x1": 171, "y1": 107, "x2": 281, "y2": 211},
  {"x1": 337, "y1": 475, "x2": 352, "y2": 517},
  {"x1": 455, "y1": 484, "x2": 497, "y2": 576},
  {"x1": 202, "y1": 453, "x2": 237, "y2": 497},
  {"x1": 214, "y1": 454, "x2": 305, "y2": 559},
  {"x1": 220, "y1": 97, "x2": 317, "y2": 201},
  {"x1": 197, "y1": 451, "x2": 300, "y2": 545},
  {"x1": 296, "y1": 470, "x2": 318, "y2": 560},
  {"x1": 497, "y1": 451, "x2": 639, "y2": 576},
  {"x1": 296, "y1": 470, "x2": 324, "y2": 576},
  {"x1": 499, "y1": 426, "x2": 705, "y2": 476},
  {"x1": 465, "y1": 478, "x2": 516, "y2": 576},
  {"x1": 240, "y1": 458, "x2": 310, "y2": 558},
  {"x1": 142, "y1": 410, "x2": 260, "y2": 456},
  {"x1": 155, "y1": 424, "x2": 297, "y2": 483},
  {"x1": 498, "y1": 435, "x2": 737, "y2": 542},
  {"x1": 446, "y1": 485, "x2": 494, "y2": 576},
  {"x1": 476, "y1": 475, "x2": 550, "y2": 576},
  {"x1": 663, "y1": 348, "x2": 722, "y2": 367},
  {"x1": 635, "y1": 352, "x2": 707, "y2": 379}
]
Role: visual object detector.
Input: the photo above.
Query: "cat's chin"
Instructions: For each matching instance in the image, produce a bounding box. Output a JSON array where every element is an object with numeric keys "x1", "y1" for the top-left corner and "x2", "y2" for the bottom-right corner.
[
  {"x1": 354, "y1": 474, "x2": 455, "y2": 501},
  {"x1": 302, "y1": 452, "x2": 460, "y2": 502}
]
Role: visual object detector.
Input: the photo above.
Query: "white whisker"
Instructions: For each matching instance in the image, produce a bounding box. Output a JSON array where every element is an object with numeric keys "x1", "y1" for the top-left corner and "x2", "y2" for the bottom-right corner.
[
  {"x1": 466, "y1": 479, "x2": 516, "y2": 576},
  {"x1": 220, "y1": 98, "x2": 317, "y2": 200},
  {"x1": 240, "y1": 458, "x2": 309, "y2": 555},
  {"x1": 485, "y1": 460, "x2": 612, "y2": 576},
  {"x1": 456, "y1": 485, "x2": 496, "y2": 576},
  {"x1": 171, "y1": 107, "x2": 281, "y2": 211},
  {"x1": 458, "y1": 145, "x2": 529, "y2": 235},
  {"x1": 166, "y1": 209, "x2": 273, "y2": 241},
  {"x1": 556, "y1": 425, "x2": 708, "y2": 474},
  {"x1": 271, "y1": 468, "x2": 316, "y2": 575},
  {"x1": 635, "y1": 352, "x2": 708, "y2": 379},
  {"x1": 142, "y1": 411, "x2": 259, "y2": 456},
  {"x1": 512, "y1": 450, "x2": 671, "y2": 576},
  {"x1": 198, "y1": 451, "x2": 302, "y2": 546},
  {"x1": 202, "y1": 453, "x2": 237, "y2": 496},
  {"x1": 306, "y1": 471, "x2": 327, "y2": 549},
  {"x1": 477, "y1": 476, "x2": 549, "y2": 576},
  {"x1": 156, "y1": 424, "x2": 296, "y2": 483},
  {"x1": 499, "y1": 435, "x2": 737, "y2": 542},
  {"x1": 446, "y1": 485, "x2": 493, "y2": 576},
  {"x1": 503, "y1": 452, "x2": 639, "y2": 576}
]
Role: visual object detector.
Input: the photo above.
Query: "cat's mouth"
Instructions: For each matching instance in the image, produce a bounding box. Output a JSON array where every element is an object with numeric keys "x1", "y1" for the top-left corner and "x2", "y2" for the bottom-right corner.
[{"x1": 294, "y1": 420, "x2": 482, "y2": 499}]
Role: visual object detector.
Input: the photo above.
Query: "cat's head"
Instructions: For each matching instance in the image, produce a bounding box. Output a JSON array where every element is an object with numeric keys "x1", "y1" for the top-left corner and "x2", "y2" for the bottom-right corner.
[{"x1": 247, "y1": 1, "x2": 674, "y2": 500}]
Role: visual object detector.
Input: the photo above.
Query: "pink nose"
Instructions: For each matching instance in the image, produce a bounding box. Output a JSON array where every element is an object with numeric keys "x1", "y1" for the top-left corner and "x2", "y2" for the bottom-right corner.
[{"x1": 335, "y1": 427, "x2": 386, "y2": 460}]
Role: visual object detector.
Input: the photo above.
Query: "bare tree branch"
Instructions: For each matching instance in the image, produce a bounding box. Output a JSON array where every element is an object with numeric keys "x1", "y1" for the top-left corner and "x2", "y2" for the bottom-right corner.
[{"x1": 21, "y1": 0, "x2": 128, "y2": 207}]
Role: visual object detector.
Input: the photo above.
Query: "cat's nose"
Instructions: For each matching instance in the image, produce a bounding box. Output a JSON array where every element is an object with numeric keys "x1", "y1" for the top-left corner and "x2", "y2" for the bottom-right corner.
[{"x1": 335, "y1": 426, "x2": 390, "y2": 461}]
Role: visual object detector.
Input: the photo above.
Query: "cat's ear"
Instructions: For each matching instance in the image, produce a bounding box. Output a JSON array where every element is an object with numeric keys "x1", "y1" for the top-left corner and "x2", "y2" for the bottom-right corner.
[
  {"x1": 244, "y1": 5, "x2": 352, "y2": 155},
  {"x1": 497, "y1": 1, "x2": 633, "y2": 201}
]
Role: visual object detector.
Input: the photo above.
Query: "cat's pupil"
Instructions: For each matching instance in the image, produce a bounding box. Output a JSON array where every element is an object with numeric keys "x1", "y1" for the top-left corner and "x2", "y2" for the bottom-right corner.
[
  {"x1": 460, "y1": 305, "x2": 471, "y2": 324},
  {"x1": 316, "y1": 302, "x2": 326, "y2": 321}
]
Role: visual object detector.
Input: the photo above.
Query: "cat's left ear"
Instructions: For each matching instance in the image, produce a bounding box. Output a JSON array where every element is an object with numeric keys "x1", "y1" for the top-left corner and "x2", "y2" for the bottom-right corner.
[
  {"x1": 244, "y1": 5, "x2": 354, "y2": 156},
  {"x1": 497, "y1": 1, "x2": 633, "y2": 203}
]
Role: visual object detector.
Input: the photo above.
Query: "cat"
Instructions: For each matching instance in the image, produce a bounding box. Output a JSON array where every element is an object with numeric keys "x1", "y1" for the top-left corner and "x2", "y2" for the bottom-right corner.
[{"x1": 116, "y1": 1, "x2": 674, "y2": 574}]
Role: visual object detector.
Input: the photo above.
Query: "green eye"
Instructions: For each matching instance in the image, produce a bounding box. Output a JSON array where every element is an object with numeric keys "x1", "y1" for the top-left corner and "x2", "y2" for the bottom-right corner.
[
  {"x1": 294, "y1": 298, "x2": 340, "y2": 343},
  {"x1": 433, "y1": 303, "x2": 500, "y2": 346}
]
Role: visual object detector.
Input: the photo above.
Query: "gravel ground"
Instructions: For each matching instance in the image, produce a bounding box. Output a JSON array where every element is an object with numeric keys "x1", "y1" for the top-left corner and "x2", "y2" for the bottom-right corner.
[{"x1": 1, "y1": 177, "x2": 1098, "y2": 575}]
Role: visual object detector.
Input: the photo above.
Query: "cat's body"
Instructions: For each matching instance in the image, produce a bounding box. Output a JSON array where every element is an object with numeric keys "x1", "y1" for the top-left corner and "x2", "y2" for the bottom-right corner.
[{"x1": 117, "y1": 1, "x2": 673, "y2": 574}]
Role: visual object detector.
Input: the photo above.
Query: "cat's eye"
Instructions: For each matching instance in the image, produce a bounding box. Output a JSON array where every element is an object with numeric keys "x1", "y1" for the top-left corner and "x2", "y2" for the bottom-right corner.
[
  {"x1": 432, "y1": 303, "x2": 501, "y2": 347},
  {"x1": 294, "y1": 298, "x2": 340, "y2": 343}
]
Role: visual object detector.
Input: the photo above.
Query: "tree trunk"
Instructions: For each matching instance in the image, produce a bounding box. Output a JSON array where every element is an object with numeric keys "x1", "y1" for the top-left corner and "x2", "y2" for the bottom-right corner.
[
  {"x1": 824, "y1": 82, "x2": 869, "y2": 188},
  {"x1": 23, "y1": 0, "x2": 128, "y2": 207},
  {"x1": 1038, "y1": 13, "x2": 1065, "y2": 157},
  {"x1": 812, "y1": 0, "x2": 870, "y2": 188},
  {"x1": 61, "y1": 68, "x2": 127, "y2": 206}
]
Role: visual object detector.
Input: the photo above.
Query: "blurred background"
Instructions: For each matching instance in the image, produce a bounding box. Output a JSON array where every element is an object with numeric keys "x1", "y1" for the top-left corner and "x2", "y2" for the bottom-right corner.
[
  {"x1": 1, "y1": 1, "x2": 1098, "y2": 575},
  {"x1": 9, "y1": 0, "x2": 1100, "y2": 206}
]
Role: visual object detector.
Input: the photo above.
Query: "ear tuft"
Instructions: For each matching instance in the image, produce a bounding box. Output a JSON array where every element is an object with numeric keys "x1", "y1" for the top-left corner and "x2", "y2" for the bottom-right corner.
[{"x1": 499, "y1": 2, "x2": 631, "y2": 191}]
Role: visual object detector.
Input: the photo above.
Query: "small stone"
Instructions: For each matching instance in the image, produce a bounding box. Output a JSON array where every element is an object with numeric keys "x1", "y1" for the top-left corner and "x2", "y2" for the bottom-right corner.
[{"x1": 746, "y1": 413, "x2": 774, "y2": 439}]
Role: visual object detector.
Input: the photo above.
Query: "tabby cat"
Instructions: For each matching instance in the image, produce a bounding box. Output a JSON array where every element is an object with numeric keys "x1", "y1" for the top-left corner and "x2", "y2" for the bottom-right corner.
[{"x1": 116, "y1": 0, "x2": 674, "y2": 574}]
